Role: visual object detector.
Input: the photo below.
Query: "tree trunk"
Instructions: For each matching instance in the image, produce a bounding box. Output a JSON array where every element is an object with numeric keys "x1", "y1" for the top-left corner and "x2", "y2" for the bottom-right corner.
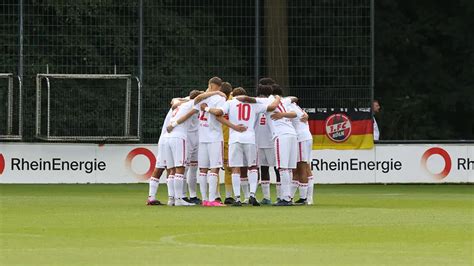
[{"x1": 264, "y1": 0, "x2": 289, "y2": 94}]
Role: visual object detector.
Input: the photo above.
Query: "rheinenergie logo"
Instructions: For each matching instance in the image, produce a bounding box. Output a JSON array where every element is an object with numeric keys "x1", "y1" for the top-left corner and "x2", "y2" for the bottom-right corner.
[
  {"x1": 125, "y1": 147, "x2": 156, "y2": 181},
  {"x1": 420, "y1": 147, "x2": 452, "y2": 180},
  {"x1": 0, "y1": 154, "x2": 5, "y2": 175},
  {"x1": 10, "y1": 157, "x2": 106, "y2": 174}
]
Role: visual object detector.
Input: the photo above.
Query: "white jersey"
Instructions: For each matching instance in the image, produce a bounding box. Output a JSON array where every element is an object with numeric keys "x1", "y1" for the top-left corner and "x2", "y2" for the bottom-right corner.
[
  {"x1": 291, "y1": 103, "x2": 313, "y2": 142},
  {"x1": 189, "y1": 113, "x2": 199, "y2": 133},
  {"x1": 194, "y1": 94, "x2": 226, "y2": 143},
  {"x1": 186, "y1": 100, "x2": 199, "y2": 133},
  {"x1": 156, "y1": 108, "x2": 173, "y2": 168},
  {"x1": 257, "y1": 96, "x2": 297, "y2": 139},
  {"x1": 220, "y1": 99, "x2": 267, "y2": 144},
  {"x1": 255, "y1": 97, "x2": 273, "y2": 148},
  {"x1": 160, "y1": 108, "x2": 173, "y2": 137},
  {"x1": 163, "y1": 100, "x2": 194, "y2": 140}
]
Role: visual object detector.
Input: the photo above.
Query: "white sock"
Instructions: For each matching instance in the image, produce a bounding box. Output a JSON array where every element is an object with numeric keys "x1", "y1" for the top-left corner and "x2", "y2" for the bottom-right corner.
[
  {"x1": 299, "y1": 182, "x2": 308, "y2": 199},
  {"x1": 198, "y1": 172, "x2": 208, "y2": 201},
  {"x1": 174, "y1": 174, "x2": 184, "y2": 199},
  {"x1": 241, "y1": 178, "x2": 250, "y2": 199},
  {"x1": 225, "y1": 186, "x2": 232, "y2": 198},
  {"x1": 248, "y1": 169, "x2": 258, "y2": 196},
  {"x1": 307, "y1": 176, "x2": 314, "y2": 201},
  {"x1": 261, "y1": 180, "x2": 270, "y2": 200},
  {"x1": 231, "y1": 173, "x2": 241, "y2": 199},
  {"x1": 290, "y1": 180, "x2": 299, "y2": 199},
  {"x1": 208, "y1": 173, "x2": 218, "y2": 201},
  {"x1": 187, "y1": 165, "x2": 198, "y2": 198},
  {"x1": 279, "y1": 169, "x2": 291, "y2": 201},
  {"x1": 167, "y1": 175, "x2": 175, "y2": 199},
  {"x1": 148, "y1": 177, "x2": 160, "y2": 200},
  {"x1": 182, "y1": 168, "x2": 188, "y2": 198},
  {"x1": 276, "y1": 182, "x2": 281, "y2": 199}
]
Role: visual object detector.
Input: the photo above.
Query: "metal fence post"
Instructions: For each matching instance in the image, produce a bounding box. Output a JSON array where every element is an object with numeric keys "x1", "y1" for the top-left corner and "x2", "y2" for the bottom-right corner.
[
  {"x1": 7, "y1": 77, "x2": 13, "y2": 135},
  {"x1": 370, "y1": 0, "x2": 375, "y2": 109},
  {"x1": 36, "y1": 76, "x2": 41, "y2": 136},
  {"x1": 17, "y1": 76, "x2": 23, "y2": 137},
  {"x1": 254, "y1": 0, "x2": 260, "y2": 91},
  {"x1": 45, "y1": 77, "x2": 51, "y2": 138},
  {"x1": 18, "y1": 0, "x2": 24, "y2": 79},
  {"x1": 138, "y1": 0, "x2": 144, "y2": 140},
  {"x1": 124, "y1": 78, "x2": 132, "y2": 136},
  {"x1": 139, "y1": 0, "x2": 144, "y2": 83}
]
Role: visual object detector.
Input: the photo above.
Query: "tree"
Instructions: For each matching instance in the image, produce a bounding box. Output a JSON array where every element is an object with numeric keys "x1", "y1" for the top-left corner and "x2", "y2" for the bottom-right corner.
[{"x1": 375, "y1": 0, "x2": 474, "y2": 139}]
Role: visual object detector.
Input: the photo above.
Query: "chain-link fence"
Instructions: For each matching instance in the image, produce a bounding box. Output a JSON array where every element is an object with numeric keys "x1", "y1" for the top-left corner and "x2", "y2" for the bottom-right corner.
[{"x1": 0, "y1": 0, "x2": 373, "y2": 143}]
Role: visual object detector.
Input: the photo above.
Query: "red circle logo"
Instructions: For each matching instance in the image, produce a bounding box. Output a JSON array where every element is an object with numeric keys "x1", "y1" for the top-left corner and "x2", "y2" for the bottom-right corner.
[
  {"x1": 0, "y1": 154, "x2": 5, "y2": 175},
  {"x1": 125, "y1": 148, "x2": 156, "y2": 181},
  {"x1": 420, "y1": 147, "x2": 452, "y2": 180},
  {"x1": 325, "y1": 113, "x2": 352, "y2": 142}
]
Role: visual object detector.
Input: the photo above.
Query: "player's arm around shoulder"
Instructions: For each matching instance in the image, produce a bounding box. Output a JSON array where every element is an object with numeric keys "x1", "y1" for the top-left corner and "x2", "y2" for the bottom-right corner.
[
  {"x1": 292, "y1": 103, "x2": 309, "y2": 122},
  {"x1": 286, "y1": 96, "x2": 298, "y2": 103},
  {"x1": 170, "y1": 98, "x2": 188, "y2": 109},
  {"x1": 271, "y1": 101, "x2": 297, "y2": 120},
  {"x1": 167, "y1": 108, "x2": 198, "y2": 132},
  {"x1": 266, "y1": 95, "x2": 281, "y2": 112},
  {"x1": 194, "y1": 91, "x2": 226, "y2": 104},
  {"x1": 271, "y1": 111, "x2": 297, "y2": 120},
  {"x1": 216, "y1": 115, "x2": 247, "y2": 133},
  {"x1": 200, "y1": 102, "x2": 224, "y2": 116},
  {"x1": 235, "y1": 95, "x2": 257, "y2": 103}
]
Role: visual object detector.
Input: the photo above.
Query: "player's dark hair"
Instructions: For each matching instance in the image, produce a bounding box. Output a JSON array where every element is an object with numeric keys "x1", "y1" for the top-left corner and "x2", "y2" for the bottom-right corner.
[
  {"x1": 258, "y1": 77, "x2": 275, "y2": 85},
  {"x1": 257, "y1": 84, "x2": 273, "y2": 97},
  {"x1": 272, "y1": 84, "x2": 283, "y2": 96},
  {"x1": 208, "y1": 77, "x2": 222, "y2": 86},
  {"x1": 220, "y1": 82, "x2": 232, "y2": 97},
  {"x1": 189, "y1": 90, "x2": 203, "y2": 100},
  {"x1": 231, "y1": 87, "x2": 247, "y2": 97}
]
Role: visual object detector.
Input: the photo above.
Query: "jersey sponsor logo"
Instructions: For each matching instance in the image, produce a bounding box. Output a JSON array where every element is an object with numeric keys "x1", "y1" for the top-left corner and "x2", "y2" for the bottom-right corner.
[
  {"x1": 125, "y1": 147, "x2": 156, "y2": 181},
  {"x1": 0, "y1": 154, "x2": 5, "y2": 175},
  {"x1": 259, "y1": 114, "x2": 266, "y2": 125},
  {"x1": 325, "y1": 113, "x2": 352, "y2": 142},
  {"x1": 420, "y1": 147, "x2": 452, "y2": 180}
]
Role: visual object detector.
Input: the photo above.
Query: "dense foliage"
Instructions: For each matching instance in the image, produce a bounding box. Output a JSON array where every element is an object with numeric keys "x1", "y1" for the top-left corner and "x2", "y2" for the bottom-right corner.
[
  {"x1": 1, "y1": 0, "x2": 472, "y2": 141},
  {"x1": 375, "y1": 0, "x2": 473, "y2": 139}
]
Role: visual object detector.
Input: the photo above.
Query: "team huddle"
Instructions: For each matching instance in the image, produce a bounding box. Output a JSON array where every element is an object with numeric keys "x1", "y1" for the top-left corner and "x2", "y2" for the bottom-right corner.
[{"x1": 146, "y1": 77, "x2": 314, "y2": 207}]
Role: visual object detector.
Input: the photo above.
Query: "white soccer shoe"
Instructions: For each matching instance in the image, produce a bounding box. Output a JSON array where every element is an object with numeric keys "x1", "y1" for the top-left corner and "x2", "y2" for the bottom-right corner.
[
  {"x1": 174, "y1": 198, "x2": 196, "y2": 206},
  {"x1": 307, "y1": 198, "x2": 313, "y2": 205},
  {"x1": 167, "y1": 197, "x2": 175, "y2": 206}
]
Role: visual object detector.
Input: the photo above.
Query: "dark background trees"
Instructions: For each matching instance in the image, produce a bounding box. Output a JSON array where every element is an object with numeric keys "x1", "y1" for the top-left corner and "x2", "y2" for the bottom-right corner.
[
  {"x1": 375, "y1": 0, "x2": 474, "y2": 140},
  {"x1": 1, "y1": 0, "x2": 472, "y2": 141}
]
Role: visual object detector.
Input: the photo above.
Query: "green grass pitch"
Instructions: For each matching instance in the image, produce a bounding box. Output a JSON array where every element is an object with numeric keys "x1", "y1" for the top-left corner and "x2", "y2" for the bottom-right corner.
[{"x1": 1, "y1": 184, "x2": 472, "y2": 265}]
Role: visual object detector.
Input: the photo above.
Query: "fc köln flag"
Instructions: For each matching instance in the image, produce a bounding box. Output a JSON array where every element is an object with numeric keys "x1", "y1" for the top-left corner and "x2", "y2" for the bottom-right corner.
[{"x1": 307, "y1": 108, "x2": 374, "y2": 150}]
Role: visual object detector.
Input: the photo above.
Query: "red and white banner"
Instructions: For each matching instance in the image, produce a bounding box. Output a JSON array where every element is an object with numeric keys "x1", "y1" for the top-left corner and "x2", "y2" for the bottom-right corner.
[
  {"x1": 0, "y1": 143, "x2": 472, "y2": 184},
  {"x1": 0, "y1": 143, "x2": 154, "y2": 183},
  {"x1": 313, "y1": 144, "x2": 473, "y2": 183}
]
